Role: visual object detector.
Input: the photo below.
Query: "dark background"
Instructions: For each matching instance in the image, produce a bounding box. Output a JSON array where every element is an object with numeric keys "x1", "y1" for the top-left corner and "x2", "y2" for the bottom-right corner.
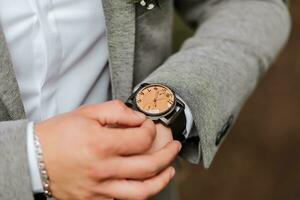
[{"x1": 173, "y1": 2, "x2": 300, "y2": 200}]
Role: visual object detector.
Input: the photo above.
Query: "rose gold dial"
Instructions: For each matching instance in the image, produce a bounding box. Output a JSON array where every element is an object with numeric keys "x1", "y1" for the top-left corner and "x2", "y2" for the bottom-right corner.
[{"x1": 135, "y1": 84, "x2": 175, "y2": 115}]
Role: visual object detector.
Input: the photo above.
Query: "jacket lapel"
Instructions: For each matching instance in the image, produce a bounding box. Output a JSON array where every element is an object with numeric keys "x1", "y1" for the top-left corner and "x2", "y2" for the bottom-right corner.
[
  {"x1": 0, "y1": 27, "x2": 25, "y2": 120},
  {"x1": 102, "y1": 0, "x2": 136, "y2": 101}
]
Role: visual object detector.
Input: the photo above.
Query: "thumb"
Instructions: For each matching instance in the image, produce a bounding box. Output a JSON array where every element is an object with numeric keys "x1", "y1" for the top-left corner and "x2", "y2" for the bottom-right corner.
[{"x1": 79, "y1": 100, "x2": 146, "y2": 127}]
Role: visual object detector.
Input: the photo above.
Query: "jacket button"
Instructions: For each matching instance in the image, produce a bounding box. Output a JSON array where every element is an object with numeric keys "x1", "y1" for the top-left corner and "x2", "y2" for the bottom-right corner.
[{"x1": 215, "y1": 115, "x2": 234, "y2": 146}]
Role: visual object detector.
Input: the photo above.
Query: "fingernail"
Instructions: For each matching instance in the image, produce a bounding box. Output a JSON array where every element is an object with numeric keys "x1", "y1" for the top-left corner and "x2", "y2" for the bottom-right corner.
[
  {"x1": 134, "y1": 111, "x2": 146, "y2": 119},
  {"x1": 170, "y1": 168, "x2": 176, "y2": 177}
]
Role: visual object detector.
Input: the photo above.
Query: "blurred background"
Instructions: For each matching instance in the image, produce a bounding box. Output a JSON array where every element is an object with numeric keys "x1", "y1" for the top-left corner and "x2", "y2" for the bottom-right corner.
[{"x1": 173, "y1": 2, "x2": 300, "y2": 200}]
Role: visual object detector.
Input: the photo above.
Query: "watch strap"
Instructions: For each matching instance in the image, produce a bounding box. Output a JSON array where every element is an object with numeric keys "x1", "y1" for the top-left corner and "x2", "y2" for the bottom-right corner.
[{"x1": 165, "y1": 101, "x2": 187, "y2": 143}]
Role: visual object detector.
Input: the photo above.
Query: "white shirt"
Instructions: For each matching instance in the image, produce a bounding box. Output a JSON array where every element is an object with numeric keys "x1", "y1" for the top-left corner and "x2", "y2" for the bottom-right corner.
[
  {"x1": 0, "y1": 0, "x2": 193, "y2": 194},
  {"x1": 0, "y1": 0, "x2": 111, "y2": 122}
]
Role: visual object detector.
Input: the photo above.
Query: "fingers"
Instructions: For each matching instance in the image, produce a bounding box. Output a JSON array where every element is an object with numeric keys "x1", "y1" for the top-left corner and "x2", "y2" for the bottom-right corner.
[
  {"x1": 102, "y1": 119, "x2": 157, "y2": 156},
  {"x1": 96, "y1": 141, "x2": 181, "y2": 180},
  {"x1": 96, "y1": 167, "x2": 176, "y2": 200},
  {"x1": 147, "y1": 123, "x2": 173, "y2": 154},
  {"x1": 78, "y1": 100, "x2": 146, "y2": 127}
]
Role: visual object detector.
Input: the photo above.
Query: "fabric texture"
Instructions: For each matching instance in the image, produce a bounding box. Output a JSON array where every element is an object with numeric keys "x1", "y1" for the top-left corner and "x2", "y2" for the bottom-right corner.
[
  {"x1": 0, "y1": 0, "x2": 290, "y2": 200},
  {"x1": 0, "y1": 120, "x2": 33, "y2": 200},
  {"x1": 143, "y1": 0, "x2": 291, "y2": 168}
]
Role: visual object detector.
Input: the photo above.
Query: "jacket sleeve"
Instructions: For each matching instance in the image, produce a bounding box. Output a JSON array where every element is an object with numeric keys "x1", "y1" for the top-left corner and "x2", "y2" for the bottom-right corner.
[
  {"x1": 143, "y1": 0, "x2": 291, "y2": 168},
  {"x1": 0, "y1": 120, "x2": 35, "y2": 200}
]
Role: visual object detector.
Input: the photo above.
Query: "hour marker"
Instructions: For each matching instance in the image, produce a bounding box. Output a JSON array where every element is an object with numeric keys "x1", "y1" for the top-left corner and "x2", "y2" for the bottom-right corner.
[
  {"x1": 147, "y1": 88, "x2": 151, "y2": 92},
  {"x1": 168, "y1": 100, "x2": 174, "y2": 104},
  {"x1": 148, "y1": 109, "x2": 160, "y2": 114}
]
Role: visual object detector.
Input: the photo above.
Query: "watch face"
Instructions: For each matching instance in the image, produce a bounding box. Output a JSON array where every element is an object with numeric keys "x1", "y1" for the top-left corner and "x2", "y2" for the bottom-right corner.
[{"x1": 135, "y1": 84, "x2": 176, "y2": 116}]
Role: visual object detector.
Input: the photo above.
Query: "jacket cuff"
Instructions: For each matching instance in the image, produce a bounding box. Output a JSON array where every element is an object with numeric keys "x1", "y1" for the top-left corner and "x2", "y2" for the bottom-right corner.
[{"x1": 0, "y1": 120, "x2": 35, "y2": 200}]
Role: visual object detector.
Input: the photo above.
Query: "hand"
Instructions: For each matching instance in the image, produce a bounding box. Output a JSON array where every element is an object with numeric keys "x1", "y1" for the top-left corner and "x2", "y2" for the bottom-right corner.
[
  {"x1": 147, "y1": 123, "x2": 174, "y2": 154},
  {"x1": 35, "y1": 100, "x2": 181, "y2": 200}
]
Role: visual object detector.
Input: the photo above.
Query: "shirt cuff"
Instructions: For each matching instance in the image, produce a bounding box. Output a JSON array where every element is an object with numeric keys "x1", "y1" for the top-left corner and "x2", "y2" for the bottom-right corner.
[
  {"x1": 175, "y1": 95, "x2": 195, "y2": 139},
  {"x1": 27, "y1": 122, "x2": 44, "y2": 194}
]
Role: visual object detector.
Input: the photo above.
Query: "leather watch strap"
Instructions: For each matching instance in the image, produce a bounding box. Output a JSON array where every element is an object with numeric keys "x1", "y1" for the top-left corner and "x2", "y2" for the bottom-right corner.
[
  {"x1": 167, "y1": 105, "x2": 186, "y2": 143},
  {"x1": 34, "y1": 193, "x2": 47, "y2": 200}
]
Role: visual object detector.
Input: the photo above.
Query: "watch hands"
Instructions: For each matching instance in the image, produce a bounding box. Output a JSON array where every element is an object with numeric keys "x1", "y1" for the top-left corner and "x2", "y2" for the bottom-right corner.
[
  {"x1": 156, "y1": 97, "x2": 168, "y2": 101},
  {"x1": 155, "y1": 90, "x2": 159, "y2": 99},
  {"x1": 154, "y1": 90, "x2": 159, "y2": 107}
]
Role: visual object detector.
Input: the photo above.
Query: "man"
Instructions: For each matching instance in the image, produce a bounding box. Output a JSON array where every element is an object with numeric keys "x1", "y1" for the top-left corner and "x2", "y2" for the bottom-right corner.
[{"x1": 0, "y1": 0, "x2": 290, "y2": 199}]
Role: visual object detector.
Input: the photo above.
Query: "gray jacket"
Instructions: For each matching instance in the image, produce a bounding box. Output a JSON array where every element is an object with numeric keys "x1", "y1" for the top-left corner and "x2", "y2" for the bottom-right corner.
[{"x1": 0, "y1": 0, "x2": 290, "y2": 199}]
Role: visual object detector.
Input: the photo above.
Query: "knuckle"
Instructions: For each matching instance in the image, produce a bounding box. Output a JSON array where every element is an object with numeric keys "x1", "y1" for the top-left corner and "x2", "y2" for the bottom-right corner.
[
  {"x1": 111, "y1": 100, "x2": 130, "y2": 114},
  {"x1": 111, "y1": 100, "x2": 126, "y2": 109},
  {"x1": 87, "y1": 135, "x2": 113, "y2": 156},
  {"x1": 97, "y1": 140, "x2": 113, "y2": 155},
  {"x1": 87, "y1": 144, "x2": 98, "y2": 157},
  {"x1": 87, "y1": 166, "x2": 99, "y2": 180},
  {"x1": 87, "y1": 162, "x2": 109, "y2": 180}
]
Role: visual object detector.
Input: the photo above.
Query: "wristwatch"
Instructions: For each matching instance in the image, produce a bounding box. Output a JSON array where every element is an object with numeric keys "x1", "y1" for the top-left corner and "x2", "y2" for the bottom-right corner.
[{"x1": 126, "y1": 83, "x2": 187, "y2": 142}]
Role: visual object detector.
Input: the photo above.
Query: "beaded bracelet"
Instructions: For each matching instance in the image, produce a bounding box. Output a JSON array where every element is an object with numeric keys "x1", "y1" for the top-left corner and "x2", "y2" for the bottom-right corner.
[{"x1": 34, "y1": 133, "x2": 53, "y2": 198}]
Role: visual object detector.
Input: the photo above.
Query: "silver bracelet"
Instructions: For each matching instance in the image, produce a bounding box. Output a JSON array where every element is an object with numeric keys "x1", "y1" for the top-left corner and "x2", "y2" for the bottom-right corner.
[{"x1": 34, "y1": 132, "x2": 53, "y2": 198}]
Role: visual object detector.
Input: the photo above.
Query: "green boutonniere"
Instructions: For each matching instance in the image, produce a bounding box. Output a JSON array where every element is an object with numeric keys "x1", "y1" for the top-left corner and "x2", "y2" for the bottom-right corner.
[{"x1": 132, "y1": 0, "x2": 160, "y2": 10}]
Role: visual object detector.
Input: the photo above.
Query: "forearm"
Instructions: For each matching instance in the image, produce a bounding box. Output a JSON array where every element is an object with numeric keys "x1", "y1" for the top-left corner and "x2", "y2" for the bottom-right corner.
[
  {"x1": 0, "y1": 120, "x2": 34, "y2": 200},
  {"x1": 143, "y1": 0, "x2": 291, "y2": 167}
]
